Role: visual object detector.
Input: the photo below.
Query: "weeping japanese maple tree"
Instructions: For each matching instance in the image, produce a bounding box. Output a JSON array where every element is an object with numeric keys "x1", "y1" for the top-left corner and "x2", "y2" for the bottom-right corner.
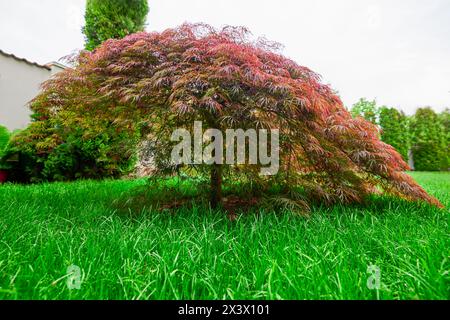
[{"x1": 31, "y1": 23, "x2": 442, "y2": 209}]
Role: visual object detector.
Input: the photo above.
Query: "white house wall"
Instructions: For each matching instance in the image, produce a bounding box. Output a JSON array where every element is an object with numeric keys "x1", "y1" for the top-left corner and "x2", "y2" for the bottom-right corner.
[{"x1": 0, "y1": 53, "x2": 52, "y2": 131}]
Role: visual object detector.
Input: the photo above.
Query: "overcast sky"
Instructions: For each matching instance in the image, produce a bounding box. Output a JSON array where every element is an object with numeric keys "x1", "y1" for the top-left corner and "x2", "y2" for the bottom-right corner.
[{"x1": 1, "y1": 0, "x2": 449, "y2": 114}]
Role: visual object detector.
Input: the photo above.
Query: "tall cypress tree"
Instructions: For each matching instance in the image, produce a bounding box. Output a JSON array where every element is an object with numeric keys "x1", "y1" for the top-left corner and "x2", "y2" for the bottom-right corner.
[
  {"x1": 83, "y1": 0, "x2": 149, "y2": 51},
  {"x1": 410, "y1": 107, "x2": 446, "y2": 171},
  {"x1": 438, "y1": 108, "x2": 449, "y2": 170},
  {"x1": 378, "y1": 106, "x2": 410, "y2": 162}
]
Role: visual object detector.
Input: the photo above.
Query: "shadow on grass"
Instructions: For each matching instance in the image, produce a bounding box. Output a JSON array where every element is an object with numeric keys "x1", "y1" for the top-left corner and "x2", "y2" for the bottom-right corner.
[
  {"x1": 110, "y1": 178, "x2": 445, "y2": 221},
  {"x1": 110, "y1": 178, "x2": 265, "y2": 221}
]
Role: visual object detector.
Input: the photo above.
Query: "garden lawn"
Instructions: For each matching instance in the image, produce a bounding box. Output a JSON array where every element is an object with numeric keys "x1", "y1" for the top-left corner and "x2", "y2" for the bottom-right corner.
[{"x1": 0, "y1": 172, "x2": 448, "y2": 300}]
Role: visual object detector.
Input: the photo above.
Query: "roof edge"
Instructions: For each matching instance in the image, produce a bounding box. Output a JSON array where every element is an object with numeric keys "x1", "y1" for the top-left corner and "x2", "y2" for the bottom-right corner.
[{"x1": 0, "y1": 49, "x2": 51, "y2": 70}]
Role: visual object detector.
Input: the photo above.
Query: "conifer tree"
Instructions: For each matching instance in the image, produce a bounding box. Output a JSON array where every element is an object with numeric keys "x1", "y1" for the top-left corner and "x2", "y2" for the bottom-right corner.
[
  {"x1": 83, "y1": 0, "x2": 149, "y2": 50},
  {"x1": 378, "y1": 106, "x2": 410, "y2": 161},
  {"x1": 410, "y1": 107, "x2": 446, "y2": 171}
]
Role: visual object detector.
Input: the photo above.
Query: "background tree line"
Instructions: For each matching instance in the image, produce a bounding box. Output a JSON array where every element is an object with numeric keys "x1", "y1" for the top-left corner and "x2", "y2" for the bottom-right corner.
[{"x1": 351, "y1": 98, "x2": 449, "y2": 171}]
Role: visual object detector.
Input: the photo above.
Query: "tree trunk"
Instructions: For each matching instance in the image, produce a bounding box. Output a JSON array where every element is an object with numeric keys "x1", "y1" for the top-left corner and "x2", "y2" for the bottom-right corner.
[{"x1": 210, "y1": 163, "x2": 222, "y2": 209}]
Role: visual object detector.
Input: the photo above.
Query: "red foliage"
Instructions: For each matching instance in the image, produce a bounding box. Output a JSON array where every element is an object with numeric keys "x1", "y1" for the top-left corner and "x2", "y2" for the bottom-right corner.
[{"x1": 35, "y1": 23, "x2": 442, "y2": 208}]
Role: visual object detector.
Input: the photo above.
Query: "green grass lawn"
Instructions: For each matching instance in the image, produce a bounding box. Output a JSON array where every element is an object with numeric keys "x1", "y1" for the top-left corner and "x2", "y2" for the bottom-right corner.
[{"x1": 0, "y1": 172, "x2": 448, "y2": 300}]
